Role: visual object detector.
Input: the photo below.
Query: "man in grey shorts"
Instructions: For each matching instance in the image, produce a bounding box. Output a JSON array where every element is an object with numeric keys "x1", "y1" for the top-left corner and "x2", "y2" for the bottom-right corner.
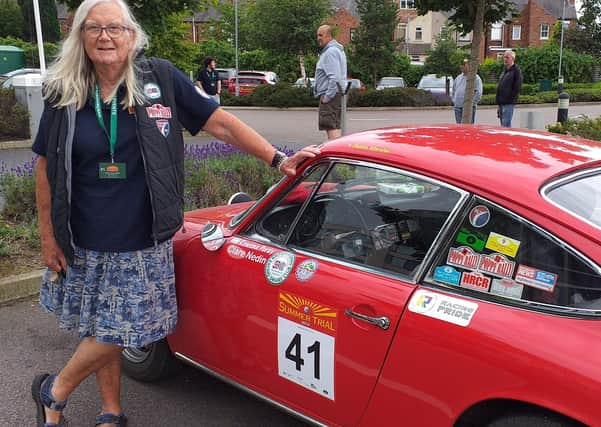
[{"x1": 315, "y1": 24, "x2": 347, "y2": 140}]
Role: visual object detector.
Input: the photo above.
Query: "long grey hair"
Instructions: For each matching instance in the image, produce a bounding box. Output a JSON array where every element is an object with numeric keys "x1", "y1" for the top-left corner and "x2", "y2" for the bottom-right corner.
[{"x1": 43, "y1": 0, "x2": 149, "y2": 109}]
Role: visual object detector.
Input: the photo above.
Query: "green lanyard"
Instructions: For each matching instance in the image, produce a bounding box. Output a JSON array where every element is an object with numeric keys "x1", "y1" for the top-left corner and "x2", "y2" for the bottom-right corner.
[{"x1": 94, "y1": 83, "x2": 118, "y2": 163}]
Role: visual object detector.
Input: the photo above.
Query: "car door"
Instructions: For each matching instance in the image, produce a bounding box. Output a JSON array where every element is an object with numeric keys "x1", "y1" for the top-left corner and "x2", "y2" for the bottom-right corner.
[{"x1": 172, "y1": 160, "x2": 465, "y2": 426}]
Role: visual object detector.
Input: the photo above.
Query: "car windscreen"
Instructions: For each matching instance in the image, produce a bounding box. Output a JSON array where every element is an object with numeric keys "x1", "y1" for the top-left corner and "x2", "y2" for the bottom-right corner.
[
  {"x1": 545, "y1": 170, "x2": 601, "y2": 229},
  {"x1": 420, "y1": 77, "x2": 445, "y2": 87}
]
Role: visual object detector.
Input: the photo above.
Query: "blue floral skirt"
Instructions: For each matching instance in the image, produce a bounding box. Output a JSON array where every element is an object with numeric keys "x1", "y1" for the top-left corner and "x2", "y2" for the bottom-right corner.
[{"x1": 40, "y1": 240, "x2": 177, "y2": 348}]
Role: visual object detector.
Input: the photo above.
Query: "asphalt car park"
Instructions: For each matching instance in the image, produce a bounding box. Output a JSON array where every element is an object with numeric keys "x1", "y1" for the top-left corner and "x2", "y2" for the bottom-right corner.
[{"x1": 121, "y1": 125, "x2": 601, "y2": 427}]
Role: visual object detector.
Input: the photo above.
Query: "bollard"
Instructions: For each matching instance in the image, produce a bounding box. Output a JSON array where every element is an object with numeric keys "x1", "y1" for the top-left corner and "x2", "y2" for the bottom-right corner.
[
  {"x1": 340, "y1": 81, "x2": 352, "y2": 136},
  {"x1": 557, "y1": 91, "x2": 570, "y2": 124}
]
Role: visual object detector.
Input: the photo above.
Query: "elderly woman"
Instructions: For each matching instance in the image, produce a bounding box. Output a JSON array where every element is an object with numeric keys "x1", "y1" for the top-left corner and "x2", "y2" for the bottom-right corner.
[{"x1": 30, "y1": 1, "x2": 318, "y2": 426}]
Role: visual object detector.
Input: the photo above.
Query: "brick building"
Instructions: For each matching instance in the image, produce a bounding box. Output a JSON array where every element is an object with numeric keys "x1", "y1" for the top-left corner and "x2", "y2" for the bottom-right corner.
[{"x1": 484, "y1": 0, "x2": 577, "y2": 59}]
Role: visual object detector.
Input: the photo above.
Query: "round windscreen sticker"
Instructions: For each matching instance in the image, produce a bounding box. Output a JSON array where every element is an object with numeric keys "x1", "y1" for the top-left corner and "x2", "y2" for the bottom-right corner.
[{"x1": 469, "y1": 205, "x2": 490, "y2": 228}]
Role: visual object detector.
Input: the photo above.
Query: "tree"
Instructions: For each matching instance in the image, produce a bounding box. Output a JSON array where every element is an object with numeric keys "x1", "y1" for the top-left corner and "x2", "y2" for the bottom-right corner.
[
  {"x1": 18, "y1": 0, "x2": 61, "y2": 42},
  {"x1": 552, "y1": 0, "x2": 601, "y2": 56},
  {"x1": 415, "y1": 0, "x2": 516, "y2": 123},
  {"x1": 424, "y1": 27, "x2": 463, "y2": 95},
  {"x1": 242, "y1": 0, "x2": 331, "y2": 80},
  {"x1": 0, "y1": 0, "x2": 24, "y2": 38},
  {"x1": 59, "y1": 0, "x2": 209, "y2": 34},
  {"x1": 350, "y1": 0, "x2": 400, "y2": 86}
]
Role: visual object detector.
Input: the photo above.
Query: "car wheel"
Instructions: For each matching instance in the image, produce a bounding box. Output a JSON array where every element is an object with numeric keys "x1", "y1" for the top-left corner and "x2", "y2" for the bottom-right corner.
[
  {"x1": 488, "y1": 412, "x2": 582, "y2": 427},
  {"x1": 121, "y1": 338, "x2": 180, "y2": 382}
]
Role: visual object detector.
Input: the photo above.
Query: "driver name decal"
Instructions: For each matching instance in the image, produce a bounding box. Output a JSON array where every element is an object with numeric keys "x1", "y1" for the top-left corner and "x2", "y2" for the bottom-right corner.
[
  {"x1": 408, "y1": 289, "x2": 478, "y2": 327},
  {"x1": 230, "y1": 237, "x2": 276, "y2": 254}
]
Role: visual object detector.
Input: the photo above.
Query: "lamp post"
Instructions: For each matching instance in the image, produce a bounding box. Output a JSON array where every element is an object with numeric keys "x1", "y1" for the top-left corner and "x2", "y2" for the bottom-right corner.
[
  {"x1": 33, "y1": 0, "x2": 45, "y2": 73},
  {"x1": 234, "y1": 0, "x2": 240, "y2": 97},
  {"x1": 558, "y1": 0, "x2": 566, "y2": 92}
]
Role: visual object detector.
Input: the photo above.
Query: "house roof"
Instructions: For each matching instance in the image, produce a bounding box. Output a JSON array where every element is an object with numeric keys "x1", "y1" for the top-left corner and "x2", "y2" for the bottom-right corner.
[
  {"x1": 184, "y1": 6, "x2": 222, "y2": 23},
  {"x1": 511, "y1": 0, "x2": 577, "y2": 20}
]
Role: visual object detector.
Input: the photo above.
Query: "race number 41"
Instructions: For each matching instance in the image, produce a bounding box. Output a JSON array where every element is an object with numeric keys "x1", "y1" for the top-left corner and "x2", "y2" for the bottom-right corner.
[{"x1": 277, "y1": 317, "x2": 335, "y2": 400}]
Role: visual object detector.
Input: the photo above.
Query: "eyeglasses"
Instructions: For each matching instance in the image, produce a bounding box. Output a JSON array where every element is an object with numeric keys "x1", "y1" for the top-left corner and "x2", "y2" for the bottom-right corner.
[{"x1": 81, "y1": 24, "x2": 130, "y2": 38}]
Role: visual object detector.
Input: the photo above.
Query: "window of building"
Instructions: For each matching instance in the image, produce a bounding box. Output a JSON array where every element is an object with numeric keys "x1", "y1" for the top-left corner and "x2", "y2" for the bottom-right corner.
[
  {"x1": 540, "y1": 23, "x2": 550, "y2": 39},
  {"x1": 491, "y1": 23, "x2": 503, "y2": 41},
  {"x1": 397, "y1": 23, "x2": 407, "y2": 40},
  {"x1": 400, "y1": 0, "x2": 415, "y2": 9},
  {"x1": 512, "y1": 24, "x2": 521, "y2": 40},
  {"x1": 458, "y1": 32, "x2": 472, "y2": 42},
  {"x1": 415, "y1": 26, "x2": 422, "y2": 41},
  {"x1": 411, "y1": 55, "x2": 421, "y2": 62}
]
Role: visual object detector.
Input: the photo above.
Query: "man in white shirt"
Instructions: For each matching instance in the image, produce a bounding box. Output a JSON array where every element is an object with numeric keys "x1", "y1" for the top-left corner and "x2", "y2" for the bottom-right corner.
[{"x1": 452, "y1": 59, "x2": 483, "y2": 124}]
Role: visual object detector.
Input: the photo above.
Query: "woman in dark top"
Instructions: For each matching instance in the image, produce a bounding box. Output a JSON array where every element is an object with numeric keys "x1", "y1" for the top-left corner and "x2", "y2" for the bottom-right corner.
[{"x1": 31, "y1": 1, "x2": 318, "y2": 426}]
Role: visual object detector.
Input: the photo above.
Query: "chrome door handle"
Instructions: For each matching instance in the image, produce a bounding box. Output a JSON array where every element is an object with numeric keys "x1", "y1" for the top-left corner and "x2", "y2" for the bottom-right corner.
[{"x1": 344, "y1": 309, "x2": 390, "y2": 330}]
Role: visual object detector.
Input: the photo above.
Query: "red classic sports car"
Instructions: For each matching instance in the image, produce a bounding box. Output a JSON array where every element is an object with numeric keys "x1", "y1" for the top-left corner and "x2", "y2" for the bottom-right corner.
[{"x1": 122, "y1": 125, "x2": 601, "y2": 427}]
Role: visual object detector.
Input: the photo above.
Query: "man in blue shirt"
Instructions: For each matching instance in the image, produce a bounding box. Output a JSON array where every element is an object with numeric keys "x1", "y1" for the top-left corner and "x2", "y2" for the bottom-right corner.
[
  {"x1": 314, "y1": 25, "x2": 347, "y2": 140},
  {"x1": 452, "y1": 58, "x2": 483, "y2": 124}
]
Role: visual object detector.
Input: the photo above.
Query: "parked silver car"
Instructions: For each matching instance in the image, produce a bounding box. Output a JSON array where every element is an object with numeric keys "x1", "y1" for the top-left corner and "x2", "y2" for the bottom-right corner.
[
  {"x1": 417, "y1": 74, "x2": 453, "y2": 97},
  {"x1": 376, "y1": 77, "x2": 406, "y2": 90}
]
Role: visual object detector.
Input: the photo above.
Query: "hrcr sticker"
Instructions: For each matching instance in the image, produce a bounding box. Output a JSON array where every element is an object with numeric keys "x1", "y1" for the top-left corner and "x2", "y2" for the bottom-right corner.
[
  {"x1": 295, "y1": 259, "x2": 319, "y2": 282},
  {"x1": 433, "y1": 265, "x2": 461, "y2": 286},
  {"x1": 514, "y1": 265, "x2": 558, "y2": 292},
  {"x1": 460, "y1": 271, "x2": 491, "y2": 292},
  {"x1": 408, "y1": 289, "x2": 478, "y2": 327},
  {"x1": 468, "y1": 205, "x2": 490, "y2": 228},
  {"x1": 485, "y1": 232, "x2": 520, "y2": 258},
  {"x1": 265, "y1": 252, "x2": 295, "y2": 285}
]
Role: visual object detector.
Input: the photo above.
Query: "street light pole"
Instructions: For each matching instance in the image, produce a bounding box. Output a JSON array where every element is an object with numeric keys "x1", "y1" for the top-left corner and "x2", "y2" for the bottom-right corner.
[
  {"x1": 32, "y1": 0, "x2": 46, "y2": 73},
  {"x1": 558, "y1": 0, "x2": 566, "y2": 92},
  {"x1": 235, "y1": 0, "x2": 240, "y2": 97}
]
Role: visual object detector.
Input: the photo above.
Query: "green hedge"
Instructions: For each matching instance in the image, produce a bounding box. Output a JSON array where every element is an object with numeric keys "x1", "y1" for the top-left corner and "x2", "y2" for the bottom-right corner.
[
  {"x1": 479, "y1": 88, "x2": 601, "y2": 105},
  {"x1": 223, "y1": 83, "x2": 449, "y2": 108},
  {"x1": 482, "y1": 81, "x2": 601, "y2": 95},
  {"x1": 547, "y1": 116, "x2": 601, "y2": 141},
  {"x1": 0, "y1": 36, "x2": 58, "y2": 68},
  {"x1": 0, "y1": 88, "x2": 29, "y2": 140}
]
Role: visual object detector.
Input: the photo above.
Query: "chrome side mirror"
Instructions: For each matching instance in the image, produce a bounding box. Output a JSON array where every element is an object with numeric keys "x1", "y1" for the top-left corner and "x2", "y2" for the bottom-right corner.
[{"x1": 200, "y1": 223, "x2": 225, "y2": 251}]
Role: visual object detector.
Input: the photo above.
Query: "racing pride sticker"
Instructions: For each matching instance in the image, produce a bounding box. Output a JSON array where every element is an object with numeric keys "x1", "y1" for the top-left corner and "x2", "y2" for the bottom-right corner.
[
  {"x1": 265, "y1": 252, "x2": 295, "y2": 285},
  {"x1": 408, "y1": 289, "x2": 478, "y2": 327}
]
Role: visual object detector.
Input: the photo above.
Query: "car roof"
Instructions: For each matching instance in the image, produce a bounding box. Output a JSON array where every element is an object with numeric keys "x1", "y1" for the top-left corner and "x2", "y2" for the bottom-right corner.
[{"x1": 320, "y1": 125, "x2": 601, "y2": 201}]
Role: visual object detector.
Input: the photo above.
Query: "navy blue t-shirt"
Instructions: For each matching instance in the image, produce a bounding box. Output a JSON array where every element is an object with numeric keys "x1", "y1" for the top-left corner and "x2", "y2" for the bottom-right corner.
[{"x1": 32, "y1": 64, "x2": 219, "y2": 252}]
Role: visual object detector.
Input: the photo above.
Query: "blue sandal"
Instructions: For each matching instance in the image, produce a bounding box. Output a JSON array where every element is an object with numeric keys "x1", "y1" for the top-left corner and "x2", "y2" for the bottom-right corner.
[
  {"x1": 31, "y1": 373, "x2": 68, "y2": 427},
  {"x1": 95, "y1": 412, "x2": 128, "y2": 426}
]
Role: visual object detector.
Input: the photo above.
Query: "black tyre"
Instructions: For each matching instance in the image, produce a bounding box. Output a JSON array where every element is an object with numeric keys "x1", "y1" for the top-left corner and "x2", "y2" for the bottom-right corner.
[
  {"x1": 488, "y1": 412, "x2": 582, "y2": 427},
  {"x1": 121, "y1": 338, "x2": 180, "y2": 382}
]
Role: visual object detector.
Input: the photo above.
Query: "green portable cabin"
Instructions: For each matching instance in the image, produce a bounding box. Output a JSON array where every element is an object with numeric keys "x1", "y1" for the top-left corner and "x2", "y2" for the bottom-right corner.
[{"x1": 0, "y1": 46, "x2": 25, "y2": 75}]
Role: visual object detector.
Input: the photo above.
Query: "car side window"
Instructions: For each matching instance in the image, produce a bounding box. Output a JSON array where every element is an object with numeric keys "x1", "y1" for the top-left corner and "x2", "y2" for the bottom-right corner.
[
  {"x1": 253, "y1": 164, "x2": 329, "y2": 243},
  {"x1": 287, "y1": 163, "x2": 461, "y2": 278},
  {"x1": 426, "y1": 199, "x2": 601, "y2": 312}
]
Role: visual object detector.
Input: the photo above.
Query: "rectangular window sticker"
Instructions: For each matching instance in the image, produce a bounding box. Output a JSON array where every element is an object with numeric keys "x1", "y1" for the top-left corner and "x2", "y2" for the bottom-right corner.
[
  {"x1": 455, "y1": 227, "x2": 486, "y2": 251},
  {"x1": 490, "y1": 278, "x2": 524, "y2": 299},
  {"x1": 485, "y1": 232, "x2": 521, "y2": 258},
  {"x1": 460, "y1": 271, "x2": 491, "y2": 293},
  {"x1": 433, "y1": 265, "x2": 461, "y2": 286},
  {"x1": 408, "y1": 289, "x2": 478, "y2": 327},
  {"x1": 447, "y1": 246, "x2": 481, "y2": 270},
  {"x1": 478, "y1": 253, "x2": 516, "y2": 278},
  {"x1": 514, "y1": 265, "x2": 558, "y2": 292}
]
